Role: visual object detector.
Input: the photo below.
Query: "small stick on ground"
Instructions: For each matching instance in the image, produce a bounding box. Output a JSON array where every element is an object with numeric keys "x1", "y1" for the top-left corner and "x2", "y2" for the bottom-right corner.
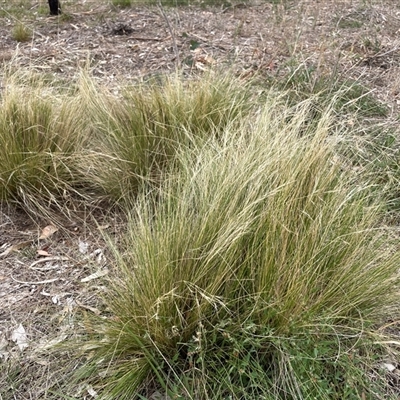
[{"x1": 157, "y1": 0, "x2": 180, "y2": 67}]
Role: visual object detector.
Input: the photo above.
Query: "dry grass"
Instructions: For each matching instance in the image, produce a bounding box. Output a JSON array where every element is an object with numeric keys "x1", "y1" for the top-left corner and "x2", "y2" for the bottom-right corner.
[
  {"x1": 11, "y1": 21, "x2": 31, "y2": 42},
  {"x1": 0, "y1": 69, "x2": 91, "y2": 222},
  {"x1": 77, "y1": 72, "x2": 251, "y2": 202},
  {"x1": 1, "y1": 1, "x2": 400, "y2": 399},
  {"x1": 71, "y1": 97, "x2": 400, "y2": 399}
]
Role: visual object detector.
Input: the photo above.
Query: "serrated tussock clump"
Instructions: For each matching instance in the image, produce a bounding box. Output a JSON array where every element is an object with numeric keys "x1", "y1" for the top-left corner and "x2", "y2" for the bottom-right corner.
[
  {"x1": 0, "y1": 71, "x2": 89, "y2": 218},
  {"x1": 79, "y1": 72, "x2": 251, "y2": 202},
  {"x1": 75, "y1": 98, "x2": 400, "y2": 399}
]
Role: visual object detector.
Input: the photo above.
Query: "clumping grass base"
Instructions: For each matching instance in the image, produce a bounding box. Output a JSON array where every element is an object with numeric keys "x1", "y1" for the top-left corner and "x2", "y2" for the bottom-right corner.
[
  {"x1": 75, "y1": 98, "x2": 400, "y2": 399},
  {"x1": 0, "y1": 71, "x2": 89, "y2": 219},
  {"x1": 78, "y1": 72, "x2": 250, "y2": 202},
  {"x1": 0, "y1": 69, "x2": 249, "y2": 218}
]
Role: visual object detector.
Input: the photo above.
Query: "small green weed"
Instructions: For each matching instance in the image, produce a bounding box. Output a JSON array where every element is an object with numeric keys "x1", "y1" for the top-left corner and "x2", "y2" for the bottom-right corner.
[
  {"x1": 337, "y1": 18, "x2": 363, "y2": 29},
  {"x1": 37, "y1": 5, "x2": 50, "y2": 15},
  {"x1": 112, "y1": 0, "x2": 132, "y2": 7},
  {"x1": 59, "y1": 12, "x2": 73, "y2": 22}
]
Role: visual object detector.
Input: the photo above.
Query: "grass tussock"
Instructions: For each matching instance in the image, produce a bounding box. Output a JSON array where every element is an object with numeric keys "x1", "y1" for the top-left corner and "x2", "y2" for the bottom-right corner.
[
  {"x1": 274, "y1": 62, "x2": 388, "y2": 118},
  {"x1": 11, "y1": 21, "x2": 32, "y2": 42},
  {"x1": 75, "y1": 98, "x2": 400, "y2": 399},
  {"x1": 79, "y1": 72, "x2": 251, "y2": 202},
  {"x1": 0, "y1": 71, "x2": 89, "y2": 217},
  {"x1": 0, "y1": 68, "x2": 250, "y2": 217}
]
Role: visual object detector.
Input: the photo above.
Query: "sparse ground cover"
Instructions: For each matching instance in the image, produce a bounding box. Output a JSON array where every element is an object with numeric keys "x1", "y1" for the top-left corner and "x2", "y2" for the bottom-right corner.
[{"x1": 1, "y1": 1, "x2": 400, "y2": 399}]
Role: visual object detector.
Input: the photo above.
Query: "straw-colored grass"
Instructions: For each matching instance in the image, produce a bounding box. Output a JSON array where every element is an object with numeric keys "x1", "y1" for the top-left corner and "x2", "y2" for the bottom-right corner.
[
  {"x1": 11, "y1": 21, "x2": 32, "y2": 42},
  {"x1": 0, "y1": 69, "x2": 250, "y2": 219},
  {"x1": 78, "y1": 72, "x2": 250, "y2": 202},
  {"x1": 0, "y1": 71, "x2": 89, "y2": 218},
  {"x1": 74, "y1": 97, "x2": 400, "y2": 399}
]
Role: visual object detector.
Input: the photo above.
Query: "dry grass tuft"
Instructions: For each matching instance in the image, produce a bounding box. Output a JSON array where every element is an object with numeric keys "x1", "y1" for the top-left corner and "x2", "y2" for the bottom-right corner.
[
  {"x1": 77, "y1": 72, "x2": 251, "y2": 203},
  {"x1": 72, "y1": 96, "x2": 400, "y2": 399}
]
